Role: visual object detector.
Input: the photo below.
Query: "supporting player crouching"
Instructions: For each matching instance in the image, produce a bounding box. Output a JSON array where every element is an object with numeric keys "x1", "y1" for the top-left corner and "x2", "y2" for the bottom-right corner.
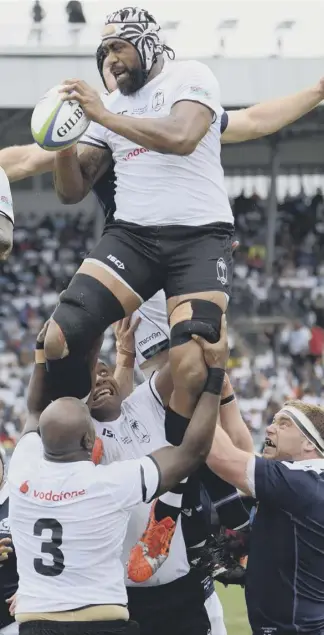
[{"x1": 128, "y1": 292, "x2": 231, "y2": 582}]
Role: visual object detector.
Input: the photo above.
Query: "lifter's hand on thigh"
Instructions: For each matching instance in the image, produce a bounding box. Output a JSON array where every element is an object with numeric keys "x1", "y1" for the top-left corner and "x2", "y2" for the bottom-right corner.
[
  {"x1": 113, "y1": 316, "x2": 141, "y2": 357},
  {"x1": 6, "y1": 592, "x2": 16, "y2": 616},
  {"x1": 192, "y1": 315, "x2": 229, "y2": 369}
]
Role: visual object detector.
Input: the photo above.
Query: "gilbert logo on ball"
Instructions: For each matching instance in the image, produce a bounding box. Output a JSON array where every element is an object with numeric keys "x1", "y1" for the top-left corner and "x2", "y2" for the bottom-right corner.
[{"x1": 31, "y1": 85, "x2": 90, "y2": 151}]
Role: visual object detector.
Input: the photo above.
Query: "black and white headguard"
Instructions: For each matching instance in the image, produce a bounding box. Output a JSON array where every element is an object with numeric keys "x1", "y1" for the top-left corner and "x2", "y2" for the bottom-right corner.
[{"x1": 101, "y1": 6, "x2": 175, "y2": 79}]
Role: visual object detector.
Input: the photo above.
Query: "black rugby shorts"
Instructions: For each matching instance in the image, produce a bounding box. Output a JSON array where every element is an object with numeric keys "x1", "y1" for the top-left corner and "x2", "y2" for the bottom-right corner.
[
  {"x1": 88, "y1": 220, "x2": 234, "y2": 302},
  {"x1": 127, "y1": 570, "x2": 212, "y2": 635},
  {"x1": 19, "y1": 619, "x2": 138, "y2": 635}
]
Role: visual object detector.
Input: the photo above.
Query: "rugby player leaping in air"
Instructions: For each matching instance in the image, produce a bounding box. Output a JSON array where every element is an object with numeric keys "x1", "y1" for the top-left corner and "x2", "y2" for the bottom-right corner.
[{"x1": 2, "y1": 5, "x2": 324, "y2": 581}]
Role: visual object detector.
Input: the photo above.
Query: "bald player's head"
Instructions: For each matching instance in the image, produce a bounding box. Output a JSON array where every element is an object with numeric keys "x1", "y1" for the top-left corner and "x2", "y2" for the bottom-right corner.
[{"x1": 39, "y1": 397, "x2": 96, "y2": 462}]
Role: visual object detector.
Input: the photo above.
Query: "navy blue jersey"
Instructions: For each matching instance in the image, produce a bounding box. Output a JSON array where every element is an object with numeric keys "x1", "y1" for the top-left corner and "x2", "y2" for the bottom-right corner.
[
  {"x1": 246, "y1": 457, "x2": 324, "y2": 634},
  {"x1": 182, "y1": 472, "x2": 250, "y2": 548},
  {"x1": 92, "y1": 164, "x2": 116, "y2": 229},
  {"x1": 0, "y1": 483, "x2": 18, "y2": 628}
]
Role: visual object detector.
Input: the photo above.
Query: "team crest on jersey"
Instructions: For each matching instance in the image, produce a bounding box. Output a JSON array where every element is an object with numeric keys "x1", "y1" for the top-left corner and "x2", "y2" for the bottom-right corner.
[
  {"x1": 216, "y1": 258, "x2": 227, "y2": 286},
  {"x1": 130, "y1": 419, "x2": 150, "y2": 443},
  {"x1": 152, "y1": 90, "x2": 164, "y2": 112},
  {"x1": 0, "y1": 517, "x2": 10, "y2": 533}
]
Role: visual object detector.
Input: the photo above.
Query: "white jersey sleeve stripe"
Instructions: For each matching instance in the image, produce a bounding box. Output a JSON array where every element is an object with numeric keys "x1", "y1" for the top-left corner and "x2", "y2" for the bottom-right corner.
[
  {"x1": 149, "y1": 372, "x2": 164, "y2": 409},
  {"x1": 246, "y1": 455, "x2": 256, "y2": 498},
  {"x1": 81, "y1": 134, "x2": 109, "y2": 150},
  {"x1": 220, "y1": 111, "x2": 229, "y2": 134},
  {"x1": 80, "y1": 117, "x2": 111, "y2": 150},
  {"x1": 81, "y1": 140, "x2": 106, "y2": 150},
  {"x1": 145, "y1": 455, "x2": 161, "y2": 502}
]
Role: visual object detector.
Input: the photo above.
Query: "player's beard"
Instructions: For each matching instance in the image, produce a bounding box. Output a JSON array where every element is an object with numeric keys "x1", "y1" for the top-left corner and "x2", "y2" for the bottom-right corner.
[{"x1": 117, "y1": 67, "x2": 146, "y2": 95}]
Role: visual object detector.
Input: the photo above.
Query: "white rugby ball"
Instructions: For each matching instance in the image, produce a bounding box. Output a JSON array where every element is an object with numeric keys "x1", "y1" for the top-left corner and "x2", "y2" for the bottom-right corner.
[{"x1": 31, "y1": 85, "x2": 90, "y2": 151}]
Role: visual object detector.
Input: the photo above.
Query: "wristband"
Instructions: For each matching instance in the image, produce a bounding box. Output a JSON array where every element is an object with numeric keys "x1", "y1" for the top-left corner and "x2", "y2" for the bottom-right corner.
[
  {"x1": 221, "y1": 393, "x2": 236, "y2": 406},
  {"x1": 116, "y1": 344, "x2": 135, "y2": 356},
  {"x1": 204, "y1": 368, "x2": 225, "y2": 395},
  {"x1": 116, "y1": 351, "x2": 135, "y2": 368}
]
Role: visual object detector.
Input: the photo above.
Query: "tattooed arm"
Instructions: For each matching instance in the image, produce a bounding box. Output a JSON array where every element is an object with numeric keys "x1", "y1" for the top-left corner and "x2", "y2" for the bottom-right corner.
[{"x1": 53, "y1": 143, "x2": 112, "y2": 204}]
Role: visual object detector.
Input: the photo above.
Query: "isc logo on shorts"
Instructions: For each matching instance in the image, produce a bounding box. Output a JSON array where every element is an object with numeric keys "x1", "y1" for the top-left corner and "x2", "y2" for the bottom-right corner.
[{"x1": 107, "y1": 254, "x2": 125, "y2": 270}]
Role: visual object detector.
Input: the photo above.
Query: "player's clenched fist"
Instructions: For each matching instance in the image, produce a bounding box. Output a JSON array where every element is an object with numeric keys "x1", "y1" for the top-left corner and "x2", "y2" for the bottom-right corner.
[
  {"x1": 192, "y1": 315, "x2": 229, "y2": 369},
  {"x1": 59, "y1": 80, "x2": 107, "y2": 124}
]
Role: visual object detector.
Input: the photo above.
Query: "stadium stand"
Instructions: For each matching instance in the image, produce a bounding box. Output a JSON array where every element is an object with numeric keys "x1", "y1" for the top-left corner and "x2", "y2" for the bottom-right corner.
[{"x1": 0, "y1": 0, "x2": 323, "y2": 454}]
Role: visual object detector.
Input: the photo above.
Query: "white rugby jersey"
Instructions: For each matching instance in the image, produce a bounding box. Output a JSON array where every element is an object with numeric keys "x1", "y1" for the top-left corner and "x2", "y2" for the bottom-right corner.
[
  {"x1": 0, "y1": 167, "x2": 14, "y2": 224},
  {"x1": 93, "y1": 373, "x2": 190, "y2": 586},
  {"x1": 8, "y1": 433, "x2": 159, "y2": 613},
  {"x1": 131, "y1": 290, "x2": 169, "y2": 368},
  {"x1": 81, "y1": 60, "x2": 233, "y2": 227}
]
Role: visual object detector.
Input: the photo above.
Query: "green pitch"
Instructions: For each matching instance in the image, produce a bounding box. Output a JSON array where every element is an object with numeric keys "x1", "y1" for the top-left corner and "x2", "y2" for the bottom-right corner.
[{"x1": 215, "y1": 583, "x2": 251, "y2": 635}]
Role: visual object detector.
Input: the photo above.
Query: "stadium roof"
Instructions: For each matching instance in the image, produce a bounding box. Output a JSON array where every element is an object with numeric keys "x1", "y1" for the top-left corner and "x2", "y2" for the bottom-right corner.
[{"x1": 0, "y1": 0, "x2": 324, "y2": 57}]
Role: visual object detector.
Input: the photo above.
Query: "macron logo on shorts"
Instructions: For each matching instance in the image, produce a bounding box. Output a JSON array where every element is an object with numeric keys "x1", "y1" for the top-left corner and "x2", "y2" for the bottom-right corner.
[
  {"x1": 138, "y1": 332, "x2": 162, "y2": 348},
  {"x1": 107, "y1": 254, "x2": 125, "y2": 270}
]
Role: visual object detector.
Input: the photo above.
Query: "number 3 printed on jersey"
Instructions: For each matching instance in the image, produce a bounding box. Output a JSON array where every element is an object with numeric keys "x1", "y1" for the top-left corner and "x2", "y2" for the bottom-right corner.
[{"x1": 33, "y1": 519, "x2": 65, "y2": 576}]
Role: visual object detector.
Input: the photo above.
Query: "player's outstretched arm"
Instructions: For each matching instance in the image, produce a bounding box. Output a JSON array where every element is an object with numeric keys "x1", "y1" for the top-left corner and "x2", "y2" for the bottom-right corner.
[
  {"x1": 150, "y1": 316, "x2": 229, "y2": 495},
  {"x1": 222, "y1": 79, "x2": 324, "y2": 143},
  {"x1": 0, "y1": 144, "x2": 54, "y2": 182},
  {"x1": 54, "y1": 143, "x2": 112, "y2": 204},
  {"x1": 207, "y1": 426, "x2": 254, "y2": 496},
  {"x1": 220, "y1": 373, "x2": 254, "y2": 452},
  {"x1": 23, "y1": 322, "x2": 52, "y2": 436}
]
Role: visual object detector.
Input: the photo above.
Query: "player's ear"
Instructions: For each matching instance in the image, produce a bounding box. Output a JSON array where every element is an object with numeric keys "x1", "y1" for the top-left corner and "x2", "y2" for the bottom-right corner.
[
  {"x1": 81, "y1": 431, "x2": 95, "y2": 454},
  {"x1": 302, "y1": 436, "x2": 317, "y2": 455}
]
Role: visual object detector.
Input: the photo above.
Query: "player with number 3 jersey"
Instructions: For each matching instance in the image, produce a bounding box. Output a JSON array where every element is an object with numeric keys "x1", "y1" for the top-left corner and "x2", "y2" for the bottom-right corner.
[{"x1": 7, "y1": 319, "x2": 229, "y2": 635}]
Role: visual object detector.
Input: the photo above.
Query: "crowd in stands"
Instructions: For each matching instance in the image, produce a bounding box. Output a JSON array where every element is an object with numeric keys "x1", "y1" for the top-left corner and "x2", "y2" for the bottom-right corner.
[{"x1": 0, "y1": 189, "x2": 323, "y2": 454}]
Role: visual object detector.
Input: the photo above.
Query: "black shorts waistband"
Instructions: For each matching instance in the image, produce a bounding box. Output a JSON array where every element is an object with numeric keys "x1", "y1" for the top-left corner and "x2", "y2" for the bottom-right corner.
[
  {"x1": 106, "y1": 219, "x2": 234, "y2": 238},
  {"x1": 111, "y1": 220, "x2": 233, "y2": 229},
  {"x1": 19, "y1": 619, "x2": 137, "y2": 635}
]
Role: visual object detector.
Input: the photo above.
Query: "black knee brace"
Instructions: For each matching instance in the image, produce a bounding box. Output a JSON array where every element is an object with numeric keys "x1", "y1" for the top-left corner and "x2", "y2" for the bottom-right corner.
[
  {"x1": 53, "y1": 273, "x2": 125, "y2": 355},
  {"x1": 170, "y1": 299, "x2": 223, "y2": 348},
  {"x1": 46, "y1": 274, "x2": 125, "y2": 401}
]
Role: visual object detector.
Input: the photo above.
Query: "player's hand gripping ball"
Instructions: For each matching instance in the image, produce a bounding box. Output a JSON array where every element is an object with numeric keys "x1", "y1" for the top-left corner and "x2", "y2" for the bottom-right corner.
[{"x1": 31, "y1": 85, "x2": 90, "y2": 151}]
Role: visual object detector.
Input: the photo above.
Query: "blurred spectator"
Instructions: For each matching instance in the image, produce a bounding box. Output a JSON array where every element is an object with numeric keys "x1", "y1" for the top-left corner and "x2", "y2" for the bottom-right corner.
[
  {"x1": 66, "y1": 0, "x2": 86, "y2": 44},
  {"x1": 32, "y1": 0, "x2": 45, "y2": 23},
  {"x1": 29, "y1": 0, "x2": 45, "y2": 43},
  {"x1": 309, "y1": 323, "x2": 324, "y2": 363},
  {"x1": 66, "y1": 0, "x2": 86, "y2": 24},
  {"x1": 284, "y1": 320, "x2": 311, "y2": 381}
]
